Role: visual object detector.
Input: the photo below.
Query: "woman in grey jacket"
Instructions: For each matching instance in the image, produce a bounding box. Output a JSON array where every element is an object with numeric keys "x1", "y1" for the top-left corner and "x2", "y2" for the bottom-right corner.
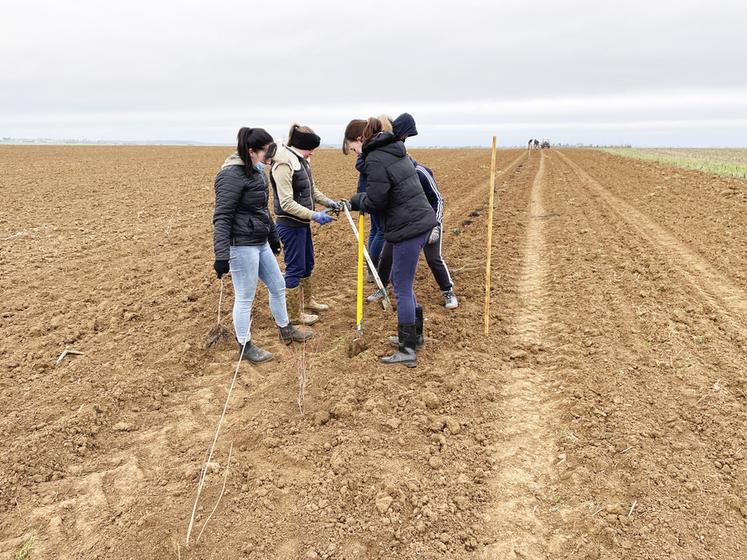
[{"x1": 213, "y1": 127, "x2": 311, "y2": 364}]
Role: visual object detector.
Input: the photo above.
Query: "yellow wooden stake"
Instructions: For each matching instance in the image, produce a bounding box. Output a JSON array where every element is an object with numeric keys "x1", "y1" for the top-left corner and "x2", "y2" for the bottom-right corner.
[
  {"x1": 484, "y1": 136, "x2": 497, "y2": 336},
  {"x1": 356, "y1": 213, "x2": 365, "y2": 331}
]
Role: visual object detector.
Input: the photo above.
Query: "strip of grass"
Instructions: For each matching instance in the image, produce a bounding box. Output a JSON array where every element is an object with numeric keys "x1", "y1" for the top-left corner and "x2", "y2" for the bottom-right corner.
[{"x1": 602, "y1": 148, "x2": 747, "y2": 179}]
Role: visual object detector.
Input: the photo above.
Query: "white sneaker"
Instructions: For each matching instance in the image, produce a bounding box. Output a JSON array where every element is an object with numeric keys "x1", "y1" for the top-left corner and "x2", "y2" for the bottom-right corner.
[
  {"x1": 367, "y1": 288, "x2": 386, "y2": 303},
  {"x1": 443, "y1": 290, "x2": 458, "y2": 309}
]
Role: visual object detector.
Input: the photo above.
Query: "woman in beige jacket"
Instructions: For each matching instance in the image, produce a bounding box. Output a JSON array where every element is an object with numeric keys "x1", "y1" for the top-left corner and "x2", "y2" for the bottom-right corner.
[{"x1": 269, "y1": 124, "x2": 341, "y2": 327}]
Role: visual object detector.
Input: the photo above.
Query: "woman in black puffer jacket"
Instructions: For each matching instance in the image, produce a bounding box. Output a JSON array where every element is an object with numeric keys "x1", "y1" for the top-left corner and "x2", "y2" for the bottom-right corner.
[
  {"x1": 213, "y1": 127, "x2": 311, "y2": 364},
  {"x1": 348, "y1": 116, "x2": 437, "y2": 367}
]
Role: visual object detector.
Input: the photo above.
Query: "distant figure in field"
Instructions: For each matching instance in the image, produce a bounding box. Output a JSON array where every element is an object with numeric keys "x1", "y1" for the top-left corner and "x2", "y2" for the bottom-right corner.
[
  {"x1": 541, "y1": 139, "x2": 550, "y2": 149},
  {"x1": 533, "y1": 139, "x2": 540, "y2": 150}
]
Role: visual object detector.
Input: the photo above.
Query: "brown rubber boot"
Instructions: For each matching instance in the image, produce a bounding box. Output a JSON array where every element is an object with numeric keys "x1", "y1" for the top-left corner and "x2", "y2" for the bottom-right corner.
[
  {"x1": 301, "y1": 276, "x2": 329, "y2": 312},
  {"x1": 286, "y1": 285, "x2": 319, "y2": 326}
]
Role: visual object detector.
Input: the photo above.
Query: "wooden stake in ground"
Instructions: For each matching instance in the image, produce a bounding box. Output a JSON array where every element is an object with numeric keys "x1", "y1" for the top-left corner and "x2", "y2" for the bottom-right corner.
[{"x1": 484, "y1": 135, "x2": 497, "y2": 336}]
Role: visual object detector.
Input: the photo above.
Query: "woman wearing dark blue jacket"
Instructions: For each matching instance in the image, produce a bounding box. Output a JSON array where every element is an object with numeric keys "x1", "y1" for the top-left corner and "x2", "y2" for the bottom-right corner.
[{"x1": 347, "y1": 116, "x2": 437, "y2": 367}]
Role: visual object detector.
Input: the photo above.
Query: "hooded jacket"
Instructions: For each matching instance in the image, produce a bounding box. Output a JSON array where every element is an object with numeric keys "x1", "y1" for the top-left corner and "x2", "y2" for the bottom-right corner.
[
  {"x1": 392, "y1": 112, "x2": 418, "y2": 139},
  {"x1": 350, "y1": 132, "x2": 437, "y2": 243},
  {"x1": 409, "y1": 157, "x2": 444, "y2": 224},
  {"x1": 212, "y1": 153, "x2": 279, "y2": 260}
]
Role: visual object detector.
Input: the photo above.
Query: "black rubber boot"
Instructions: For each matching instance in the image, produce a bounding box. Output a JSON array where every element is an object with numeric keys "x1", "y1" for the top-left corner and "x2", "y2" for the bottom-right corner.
[
  {"x1": 238, "y1": 341, "x2": 273, "y2": 364},
  {"x1": 381, "y1": 324, "x2": 418, "y2": 368},
  {"x1": 388, "y1": 306, "x2": 424, "y2": 348},
  {"x1": 278, "y1": 324, "x2": 314, "y2": 344}
]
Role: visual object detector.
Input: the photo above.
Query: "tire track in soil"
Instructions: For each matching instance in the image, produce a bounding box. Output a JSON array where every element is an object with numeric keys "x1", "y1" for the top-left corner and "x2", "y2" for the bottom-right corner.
[
  {"x1": 564, "y1": 149, "x2": 747, "y2": 293},
  {"x1": 481, "y1": 152, "x2": 563, "y2": 559},
  {"x1": 540, "y1": 150, "x2": 747, "y2": 559},
  {"x1": 557, "y1": 150, "x2": 747, "y2": 338}
]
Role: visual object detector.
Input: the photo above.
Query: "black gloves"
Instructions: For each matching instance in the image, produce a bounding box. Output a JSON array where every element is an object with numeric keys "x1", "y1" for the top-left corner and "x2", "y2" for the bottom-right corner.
[
  {"x1": 214, "y1": 259, "x2": 230, "y2": 279},
  {"x1": 269, "y1": 237, "x2": 282, "y2": 256},
  {"x1": 349, "y1": 193, "x2": 363, "y2": 212}
]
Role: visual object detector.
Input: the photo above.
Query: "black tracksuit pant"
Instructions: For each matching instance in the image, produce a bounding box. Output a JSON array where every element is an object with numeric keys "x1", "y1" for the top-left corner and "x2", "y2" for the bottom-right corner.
[{"x1": 377, "y1": 225, "x2": 453, "y2": 292}]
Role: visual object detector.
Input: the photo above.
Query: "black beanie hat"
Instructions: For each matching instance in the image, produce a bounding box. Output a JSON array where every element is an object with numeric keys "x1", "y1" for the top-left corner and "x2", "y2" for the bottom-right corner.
[
  {"x1": 392, "y1": 113, "x2": 418, "y2": 140},
  {"x1": 289, "y1": 126, "x2": 321, "y2": 150}
]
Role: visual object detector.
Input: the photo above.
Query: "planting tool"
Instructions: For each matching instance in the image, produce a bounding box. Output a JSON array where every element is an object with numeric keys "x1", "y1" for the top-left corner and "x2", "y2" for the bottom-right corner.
[
  {"x1": 341, "y1": 204, "x2": 392, "y2": 311},
  {"x1": 206, "y1": 277, "x2": 231, "y2": 348},
  {"x1": 347, "y1": 212, "x2": 368, "y2": 357}
]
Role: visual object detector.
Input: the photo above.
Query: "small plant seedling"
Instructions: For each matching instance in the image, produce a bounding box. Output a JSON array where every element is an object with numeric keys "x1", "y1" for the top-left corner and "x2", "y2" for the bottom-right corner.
[{"x1": 15, "y1": 538, "x2": 34, "y2": 560}]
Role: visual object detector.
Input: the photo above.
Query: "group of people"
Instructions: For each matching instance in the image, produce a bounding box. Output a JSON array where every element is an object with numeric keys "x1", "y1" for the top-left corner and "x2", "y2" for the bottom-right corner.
[
  {"x1": 212, "y1": 114, "x2": 456, "y2": 368},
  {"x1": 527, "y1": 138, "x2": 551, "y2": 149}
]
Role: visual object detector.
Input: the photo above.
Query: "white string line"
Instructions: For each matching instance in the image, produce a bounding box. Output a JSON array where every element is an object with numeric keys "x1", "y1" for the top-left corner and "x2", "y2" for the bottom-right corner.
[
  {"x1": 196, "y1": 442, "x2": 234, "y2": 543},
  {"x1": 186, "y1": 272, "x2": 251, "y2": 546}
]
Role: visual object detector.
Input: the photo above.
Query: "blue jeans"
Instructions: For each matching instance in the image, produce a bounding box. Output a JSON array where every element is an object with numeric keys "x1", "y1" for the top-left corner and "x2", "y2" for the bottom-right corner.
[
  {"x1": 276, "y1": 223, "x2": 314, "y2": 289},
  {"x1": 391, "y1": 230, "x2": 430, "y2": 324},
  {"x1": 229, "y1": 243, "x2": 288, "y2": 344},
  {"x1": 368, "y1": 214, "x2": 385, "y2": 261}
]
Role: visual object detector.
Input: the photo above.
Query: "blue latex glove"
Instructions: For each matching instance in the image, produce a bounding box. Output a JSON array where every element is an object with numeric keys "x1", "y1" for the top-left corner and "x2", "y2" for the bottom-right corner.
[{"x1": 312, "y1": 209, "x2": 334, "y2": 225}]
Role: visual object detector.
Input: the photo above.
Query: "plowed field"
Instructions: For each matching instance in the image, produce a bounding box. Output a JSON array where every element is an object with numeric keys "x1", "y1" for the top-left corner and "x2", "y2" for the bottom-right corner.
[{"x1": 1, "y1": 146, "x2": 745, "y2": 559}]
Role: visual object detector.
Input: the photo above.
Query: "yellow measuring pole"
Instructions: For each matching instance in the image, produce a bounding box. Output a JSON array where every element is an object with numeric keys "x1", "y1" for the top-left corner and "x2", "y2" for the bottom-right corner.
[
  {"x1": 356, "y1": 213, "x2": 365, "y2": 330},
  {"x1": 484, "y1": 136, "x2": 497, "y2": 336}
]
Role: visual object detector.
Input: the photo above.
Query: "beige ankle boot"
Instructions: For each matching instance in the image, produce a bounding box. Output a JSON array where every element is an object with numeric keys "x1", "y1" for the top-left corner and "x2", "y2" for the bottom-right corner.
[{"x1": 301, "y1": 276, "x2": 329, "y2": 312}]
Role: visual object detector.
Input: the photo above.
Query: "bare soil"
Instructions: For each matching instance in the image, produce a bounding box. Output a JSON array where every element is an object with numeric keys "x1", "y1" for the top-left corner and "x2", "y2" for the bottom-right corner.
[{"x1": 1, "y1": 146, "x2": 745, "y2": 559}]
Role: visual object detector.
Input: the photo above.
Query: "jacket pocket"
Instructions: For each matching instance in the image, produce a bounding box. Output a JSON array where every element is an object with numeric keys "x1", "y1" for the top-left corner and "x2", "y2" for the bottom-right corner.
[{"x1": 248, "y1": 215, "x2": 270, "y2": 239}]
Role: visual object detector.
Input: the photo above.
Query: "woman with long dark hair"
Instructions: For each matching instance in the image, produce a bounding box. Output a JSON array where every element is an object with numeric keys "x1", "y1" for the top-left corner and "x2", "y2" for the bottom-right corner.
[
  {"x1": 346, "y1": 116, "x2": 437, "y2": 367},
  {"x1": 213, "y1": 127, "x2": 312, "y2": 364}
]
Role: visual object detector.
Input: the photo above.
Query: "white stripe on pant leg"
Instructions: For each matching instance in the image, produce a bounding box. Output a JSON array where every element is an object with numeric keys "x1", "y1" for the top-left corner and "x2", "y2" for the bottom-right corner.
[
  {"x1": 439, "y1": 225, "x2": 453, "y2": 289},
  {"x1": 429, "y1": 224, "x2": 453, "y2": 290}
]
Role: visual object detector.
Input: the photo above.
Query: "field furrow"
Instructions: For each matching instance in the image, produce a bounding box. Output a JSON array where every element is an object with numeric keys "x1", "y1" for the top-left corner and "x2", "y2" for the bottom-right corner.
[{"x1": 1, "y1": 146, "x2": 745, "y2": 560}]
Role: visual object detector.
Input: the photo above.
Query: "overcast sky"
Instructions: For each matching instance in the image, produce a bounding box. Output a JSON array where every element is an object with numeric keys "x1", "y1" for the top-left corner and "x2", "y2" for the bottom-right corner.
[{"x1": 2, "y1": 0, "x2": 746, "y2": 146}]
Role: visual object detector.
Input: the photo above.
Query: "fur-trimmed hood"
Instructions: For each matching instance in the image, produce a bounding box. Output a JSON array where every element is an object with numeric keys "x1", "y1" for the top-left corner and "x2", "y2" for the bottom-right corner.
[{"x1": 221, "y1": 152, "x2": 245, "y2": 169}]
